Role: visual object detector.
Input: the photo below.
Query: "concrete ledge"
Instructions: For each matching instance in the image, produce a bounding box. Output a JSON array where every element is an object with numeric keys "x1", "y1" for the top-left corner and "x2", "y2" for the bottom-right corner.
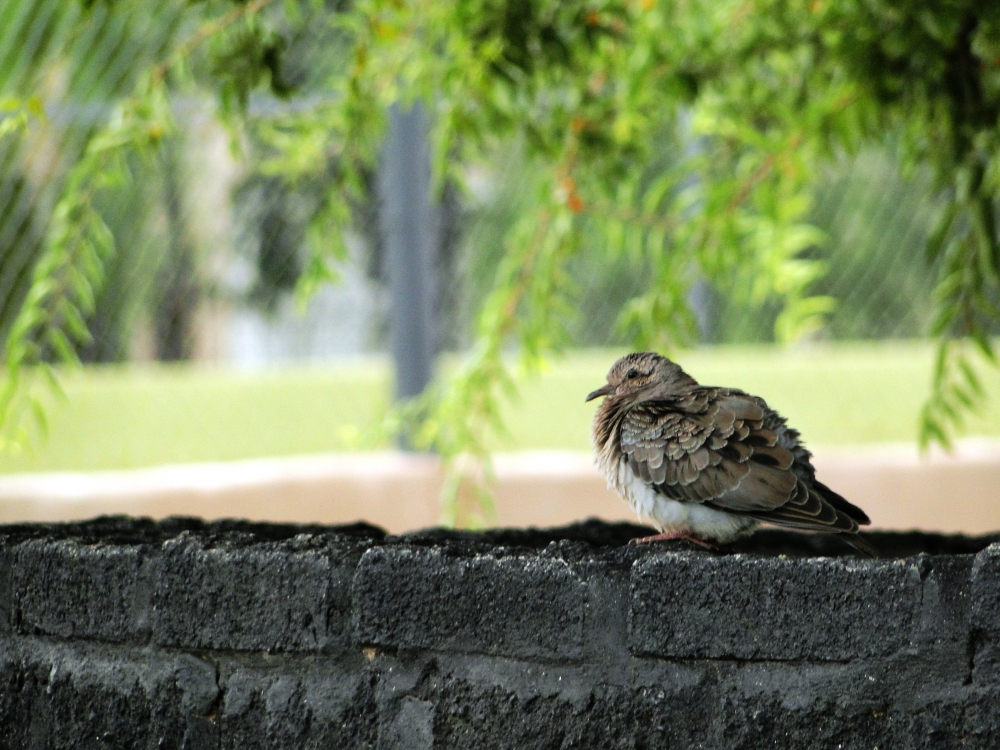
[{"x1": 2, "y1": 517, "x2": 1000, "y2": 748}]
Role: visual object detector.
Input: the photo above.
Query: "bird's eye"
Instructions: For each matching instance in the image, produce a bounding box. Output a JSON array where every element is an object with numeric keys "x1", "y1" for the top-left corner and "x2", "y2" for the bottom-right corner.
[{"x1": 626, "y1": 368, "x2": 641, "y2": 380}]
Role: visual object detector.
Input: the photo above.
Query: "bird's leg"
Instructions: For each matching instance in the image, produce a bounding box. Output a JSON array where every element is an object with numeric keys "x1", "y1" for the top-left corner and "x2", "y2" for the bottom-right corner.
[{"x1": 628, "y1": 530, "x2": 717, "y2": 550}]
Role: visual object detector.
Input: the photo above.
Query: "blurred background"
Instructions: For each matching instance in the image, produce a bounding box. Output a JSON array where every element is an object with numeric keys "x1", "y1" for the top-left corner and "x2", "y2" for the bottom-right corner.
[{"x1": 1, "y1": 0, "x2": 999, "y2": 534}]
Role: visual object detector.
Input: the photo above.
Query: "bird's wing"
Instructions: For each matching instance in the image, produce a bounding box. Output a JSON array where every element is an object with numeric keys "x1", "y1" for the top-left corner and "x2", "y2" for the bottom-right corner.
[{"x1": 620, "y1": 390, "x2": 862, "y2": 534}]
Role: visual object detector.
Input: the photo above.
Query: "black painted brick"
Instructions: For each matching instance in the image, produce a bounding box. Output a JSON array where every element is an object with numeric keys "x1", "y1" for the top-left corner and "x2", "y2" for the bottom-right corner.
[
  {"x1": 3, "y1": 519, "x2": 1000, "y2": 749},
  {"x1": 425, "y1": 674, "x2": 718, "y2": 750},
  {"x1": 712, "y1": 667, "x2": 1000, "y2": 750},
  {"x1": 969, "y1": 543, "x2": 1000, "y2": 681},
  {"x1": 971, "y1": 543, "x2": 1000, "y2": 641},
  {"x1": 353, "y1": 545, "x2": 586, "y2": 660},
  {"x1": 9, "y1": 539, "x2": 147, "y2": 643},
  {"x1": 629, "y1": 552, "x2": 922, "y2": 660},
  {"x1": 152, "y1": 532, "x2": 361, "y2": 652},
  {"x1": 917, "y1": 555, "x2": 974, "y2": 645},
  {"x1": 219, "y1": 662, "x2": 378, "y2": 749},
  {"x1": 0, "y1": 641, "x2": 222, "y2": 750},
  {"x1": 418, "y1": 657, "x2": 1000, "y2": 750}
]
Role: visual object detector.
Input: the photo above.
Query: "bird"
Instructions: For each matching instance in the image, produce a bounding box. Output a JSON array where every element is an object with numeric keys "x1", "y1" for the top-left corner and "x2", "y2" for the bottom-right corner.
[{"x1": 587, "y1": 351, "x2": 874, "y2": 555}]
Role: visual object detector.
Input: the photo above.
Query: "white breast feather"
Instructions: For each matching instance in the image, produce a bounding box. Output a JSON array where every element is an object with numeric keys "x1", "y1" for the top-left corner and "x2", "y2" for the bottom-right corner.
[{"x1": 599, "y1": 452, "x2": 756, "y2": 543}]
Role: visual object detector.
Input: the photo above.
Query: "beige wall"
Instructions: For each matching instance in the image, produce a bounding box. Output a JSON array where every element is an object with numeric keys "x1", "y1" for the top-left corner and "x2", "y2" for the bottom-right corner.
[{"x1": 1, "y1": 440, "x2": 999, "y2": 535}]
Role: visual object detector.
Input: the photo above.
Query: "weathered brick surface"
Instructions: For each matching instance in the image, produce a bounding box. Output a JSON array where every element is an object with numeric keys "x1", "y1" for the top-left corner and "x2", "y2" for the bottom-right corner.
[
  {"x1": 0, "y1": 640, "x2": 222, "y2": 750},
  {"x1": 8, "y1": 539, "x2": 148, "y2": 643},
  {"x1": 353, "y1": 545, "x2": 586, "y2": 659},
  {"x1": 971, "y1": 543, "x2": 1000, "y2": 638},
  {"x1": 219, "y1": 660, "x2": 378, "y2": 749},
  {"x1": 153, "y1": 534, "x2": 332, "y2": 652},
  {"x1": 0, "y1": 517, "x2": 998, "y2": 749},
  {"x1": 969, "y1": 543, "x2": 1000, "y2": 682},
  {"x1": 151, "y1": 525, "x2": 380, "y2": 653},
  {"x1": 629, "y1": 553, "x2": 923, "y2": 660}
]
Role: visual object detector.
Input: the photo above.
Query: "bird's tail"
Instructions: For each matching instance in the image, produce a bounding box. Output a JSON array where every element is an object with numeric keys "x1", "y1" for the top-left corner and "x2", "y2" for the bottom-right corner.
[
  {"x1": 842, "y1": 532, "x2": 876, "y2": 558},
  {"x1": 814, "y1": 479, "x2": 871, "y2": 526}
]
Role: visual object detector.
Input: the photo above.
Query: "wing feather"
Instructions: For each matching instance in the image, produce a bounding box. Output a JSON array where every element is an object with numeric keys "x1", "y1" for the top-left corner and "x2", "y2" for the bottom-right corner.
[{"x1": 619, "y1": 389, "x2": 869, "y2": 538}]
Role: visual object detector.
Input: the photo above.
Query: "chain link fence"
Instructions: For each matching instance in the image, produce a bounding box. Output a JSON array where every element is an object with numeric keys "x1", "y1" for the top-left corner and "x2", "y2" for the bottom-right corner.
[{"x1": 1, "y1": 0, "x2": 946, "y2": 371}]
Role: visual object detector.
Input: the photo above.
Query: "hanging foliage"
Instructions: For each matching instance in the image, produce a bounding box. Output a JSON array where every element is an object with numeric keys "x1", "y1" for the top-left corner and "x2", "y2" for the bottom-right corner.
[{"x1": 3, "y1": 0, "x2": 1000, "y2": 520}]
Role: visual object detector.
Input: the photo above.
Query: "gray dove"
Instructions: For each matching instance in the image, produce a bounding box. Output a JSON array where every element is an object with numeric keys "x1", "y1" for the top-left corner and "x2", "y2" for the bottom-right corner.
[{"x1": 587, "y1": 352, "x2": 874, "y2": 555}]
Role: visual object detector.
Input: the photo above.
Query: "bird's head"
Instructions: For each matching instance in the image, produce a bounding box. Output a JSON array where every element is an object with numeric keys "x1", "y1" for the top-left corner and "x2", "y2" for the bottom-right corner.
[{"x1": 585, "y1": 352, "x2": 697, "y2": 405}]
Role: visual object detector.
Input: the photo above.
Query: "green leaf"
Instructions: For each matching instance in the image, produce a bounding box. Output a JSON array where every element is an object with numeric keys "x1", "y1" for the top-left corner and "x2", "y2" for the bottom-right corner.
[{"x1": 925, "y1": 200, "x2": 959, "y2": 262}]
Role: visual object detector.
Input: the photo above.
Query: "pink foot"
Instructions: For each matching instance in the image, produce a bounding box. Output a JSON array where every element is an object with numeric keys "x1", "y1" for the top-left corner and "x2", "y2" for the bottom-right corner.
[{"x1": 628, "y1": 530, "x2": 717, "y2": 550}]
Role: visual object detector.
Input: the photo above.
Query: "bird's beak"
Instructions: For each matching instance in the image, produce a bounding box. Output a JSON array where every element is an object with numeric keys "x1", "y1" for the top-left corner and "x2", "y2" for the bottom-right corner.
[{"x1": 585, "y1": 384, "x2": 613, "y2": 402}]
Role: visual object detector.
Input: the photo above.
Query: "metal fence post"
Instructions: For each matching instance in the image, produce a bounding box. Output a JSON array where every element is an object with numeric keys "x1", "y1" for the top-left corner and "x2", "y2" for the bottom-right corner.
[{"x1": 379, "y1": 102, "x2": 437, "y2": 444}]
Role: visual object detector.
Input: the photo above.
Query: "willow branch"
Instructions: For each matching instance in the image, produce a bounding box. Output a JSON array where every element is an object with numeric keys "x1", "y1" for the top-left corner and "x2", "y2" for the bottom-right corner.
[{"x1": 151, "y1": 0, "x2": 281, "y2": 84}]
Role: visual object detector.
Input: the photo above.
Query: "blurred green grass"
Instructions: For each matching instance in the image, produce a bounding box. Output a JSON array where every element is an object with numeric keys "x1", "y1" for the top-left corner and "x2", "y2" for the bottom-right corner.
[
  {"x1": 0, "y1": 360, "x2": 393, "y2": 473},
  {"x1": 496, "y1": 342, "x2": 943, "y2": 451},
  {"x1": 1, "y1": 341, "x2": 998, "y2": 474}
]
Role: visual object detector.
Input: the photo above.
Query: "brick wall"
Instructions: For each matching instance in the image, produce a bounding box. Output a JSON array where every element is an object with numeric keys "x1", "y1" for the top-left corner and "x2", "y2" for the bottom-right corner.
[{"x1": 1, "y1": 516, "x2": 998, "y2": 748}]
